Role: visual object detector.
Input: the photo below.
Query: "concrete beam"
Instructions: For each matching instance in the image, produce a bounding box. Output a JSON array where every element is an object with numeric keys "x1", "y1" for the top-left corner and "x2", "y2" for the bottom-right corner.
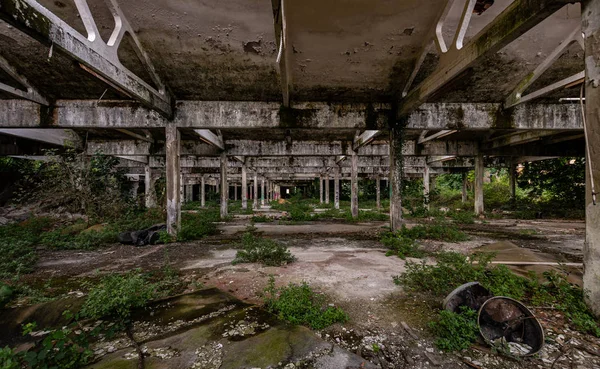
[
  {"x1": 353, "y1": 130, "x2": 381, "y2": 150},
  {"x1": 0, "y1": 128, "x2": 81, "y2": 148},
  {"x1": 0, "y1": 100, "x2": 584, "y2": 131},
  {"x1": 482, "y1": 130, "x2": 564, "y2": 150},
  {"x1": 400, "y1": 0, "x2": 571, "y2": 116},
  {"x1": 0, "y1": 54, "x2": 49, "y2": 105},
  {"x1": 0, "y1": 0, "x2": 172, "y2": 116},
  {"x1": 194, "y1": 129, "x2": 224, "y2": 150}
]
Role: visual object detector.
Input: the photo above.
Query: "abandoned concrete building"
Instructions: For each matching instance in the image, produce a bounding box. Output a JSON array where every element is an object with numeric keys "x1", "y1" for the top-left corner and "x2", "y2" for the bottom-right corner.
[{"x1": 1, "y1": 0, "x2": 600, "y2": 368}]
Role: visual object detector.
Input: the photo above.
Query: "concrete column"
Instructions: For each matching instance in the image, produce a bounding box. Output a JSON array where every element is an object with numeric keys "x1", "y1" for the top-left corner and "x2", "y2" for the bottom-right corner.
[
  {"x1": 201, "y1": 175, "x2": 206, "y2": 207},
  {"x1": 233, "y1": 183, "x2": 237, "y2": 201},
  {"x1": 376, "y1": 175, "x2": 381, "y2": 210},
  {"x1": 131, "y1": 180, "x2": 139, "y2": 199},
  {"x1": 144, "y1": 164, "x2": 156, "y2": 208},
  {"x1": 166, "y1": 125, "x2": 181, "y2": 235},
  {"x1": 216, "y1": 176, "x2": 220, "y2": 193},
  {"x1": 253, "y1": 174, "x2": 258, "y2": 209},
  {"x1": 241, "y1": 164, "x2": 248, "y2": 210},
  {"x1": 185, "y1": 185, "x2": 193, "y2": 203},
  {"x1": 334, "y1": 169, "x2": 340, "y2": 210},
  {"x1": 389, "y1": 126, "x2": 403, "y2": 231},
  {"x1": 474, "y1": 153, "x2": 484, "y2": 215},
  {"x1": 351, "y1": 151, "x2": 359, "y2": 218},
  {"x1": 583, "y1": 0, "x2": 600, "y2": 315},
  {"x1": 461, "y1": 172, "x2": 468, "y2": 203},
  {"x1": 424, "y1": 165, "x2": 430, "y2": 209},
  {"x1": 319, "y1": 175, "x2": 324, "y2": 204},
  {"x1": 325, "y1": 173, "x2": 330, "y2": 204},
  {"x1": 261, "y1": 178, "x2": 265, "y2": 206},
  {"x1": 509, "y1": 160, "x2": 517, "y2": 201},
  {"x1": 220, "y1": 152, "x2": 228, "y2": 218}
]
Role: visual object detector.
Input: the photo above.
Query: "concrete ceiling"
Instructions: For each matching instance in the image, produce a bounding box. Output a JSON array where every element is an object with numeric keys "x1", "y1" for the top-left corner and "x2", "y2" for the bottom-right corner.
[{"x1": 0, "y1": 0, "x2": 583, "y2": 104}]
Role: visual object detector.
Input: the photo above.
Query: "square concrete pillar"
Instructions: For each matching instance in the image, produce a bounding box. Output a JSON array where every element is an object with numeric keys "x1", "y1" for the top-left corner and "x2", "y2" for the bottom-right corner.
[
  {"x1": 253, "y1": 174, "x2": 258, "y2": 209},
  {"x1": 185, "y1": 184, "x2": 193, "y2": 203},
  {"x1": 319, "y1": 174, "x2": 324, "y2": 204},
  {"x1": 583, "y1": 0, "x2": 600, "y2": 316},
  {"x1": 424, "y1": 165, "x2": 430, "y2": 209},
  {"x1": 376, "y1": 175, "x2": 381, "y2": 210},
  {"x1": 334, "y1": 170, "x2": 340, "y2": 210},
  {"x1": 261, "y1": 178, "x2": 265, "y2": 206},
  {"x1": 220, "y1": 152, "x2": 228, "y2": 218},
  {"x1": 351, "y1": 151, "x2": 359, "y2": 218},
  {"x1": 474, "y1": 153, "x2": 484, "y2": 215},
  {"x1": 509, "y1": 160, "x2": 517, "y2": 201},
  {"x1": 242, "y1": 164, "x2": 248, "y2": 209},
  {"x1": 201, "y1": 175, "x2": 206, "y2": 207},
  {"x1": 166, "y1": 125, "x2": 181, "y2": 235},
  {"x1": 144, "y1": 164, "x2": 158, "y2": 208},
  {"x1": 325, "y1": 173, "x2": 330, "y2": 204},
  {"x1": 389, "y1": 126, "x2": 403, "y2": 231}
]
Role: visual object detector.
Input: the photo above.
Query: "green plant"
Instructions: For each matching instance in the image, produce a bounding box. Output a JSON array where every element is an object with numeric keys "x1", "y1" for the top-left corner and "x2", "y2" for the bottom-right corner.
[
  {"x1": 263, "y1": 276, "x2": 348, "y2": 330},
  {"x1": 20, "y1": 322, "x2": 93, "y2": 369},
  {"x1": 448, "y1": 211, "x2": 475, "y2": 224},
  {"x1": 178, "y1": 211, "x2": 219, "y2": 241},
  {"x1": 0, "y1": 346, "x2": 19, "y2": 369},
  {"x1": 233, "y1": 233, "x2": 296, "y2": 266},
  {"x1": 429, "y1": 306, "x2": 479, "y2": 352},
  {"x1": 80, "y1": 271, "x2": 154, "y2": 326},
  {"x1": 398, "y1": 223, "x2": 468, "y2": 243},
  {"x1": 381, "y1": 233, "x2": 425, "y2": 259},
  {"x1": 251, "y1": 215, "x2": 271, "y2": 223}
]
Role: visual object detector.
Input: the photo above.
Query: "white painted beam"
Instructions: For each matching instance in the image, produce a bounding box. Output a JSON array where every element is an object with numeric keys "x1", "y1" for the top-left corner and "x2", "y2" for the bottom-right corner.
[{"x1": 194, "y1": 129, "x2": 225, "y2": 150}]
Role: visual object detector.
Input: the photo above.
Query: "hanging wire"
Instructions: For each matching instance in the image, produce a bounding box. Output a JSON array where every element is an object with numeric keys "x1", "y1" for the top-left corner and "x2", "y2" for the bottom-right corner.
[{"x1": 581, "y1": 84, "x2": 597, "y2": 205}]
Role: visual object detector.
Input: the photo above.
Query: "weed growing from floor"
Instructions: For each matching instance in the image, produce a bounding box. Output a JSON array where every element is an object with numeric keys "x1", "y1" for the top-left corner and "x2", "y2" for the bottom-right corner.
[
  {"x1": 233, "y1": 232, "x2": 296, "y2": 266},
  {"x1": 429, "y1": 306, "x2": 479, "y2": 352},
  {"x1": 263, "y1": 276, "x2": 348, "y2": 330},
  {"x1": 178, "y1": 210, "x2": 219, "y2": 241},
  {"x1": 394, "y1": 251, "x2": 600, "y2": 341},
  {"x1": 0, "y1": 217, "x2": 54, "y2": 278},
  {"x1": 251, "y1": 215, "x2": 272, "y2": 223},
  {"x1": 399, "y1": 222, "x2": 468, "y2": 242},
  {"x1": 381, "y1": 232, "x2": 425, "y2": 259},
  {"x1": 447, "y1": 211, "x2": 475, "y2": 224}
]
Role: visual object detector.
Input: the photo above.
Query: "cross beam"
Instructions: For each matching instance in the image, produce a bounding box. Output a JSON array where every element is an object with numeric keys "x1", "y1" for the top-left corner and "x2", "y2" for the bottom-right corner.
[{"x1": 0, "y1": 0, "x2": 172, "y2": 117}]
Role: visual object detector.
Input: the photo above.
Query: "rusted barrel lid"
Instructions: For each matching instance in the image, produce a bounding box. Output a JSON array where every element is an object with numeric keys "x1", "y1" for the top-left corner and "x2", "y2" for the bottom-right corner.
[
  {"x1": 443, "y1": 282, "x2": 493, "y2": 313},
  {"x1": 478, "y1": 296, "x2": 544, "y2": 357}
]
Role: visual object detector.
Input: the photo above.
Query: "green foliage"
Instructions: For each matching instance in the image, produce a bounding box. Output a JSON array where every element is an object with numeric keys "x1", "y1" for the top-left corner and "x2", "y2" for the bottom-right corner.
[
  {"x1": 20, "y1": 322, "x2": 93, "y2": 369},
  {"x1": 20, "y1": 151, "x2": 130, "y2": 222},
  {"x1": 0, "y1": 283, "x2": 13, "y2": 308},
  {"x1": 263, "y1": 277, "x2": 348, "y2": 330},
  {"x1": 0, "y1": 346, "x2": 19, "y2": 369},
  {"x1": 178, "y1": 210, "x2": 219, "y2": 241},
  {"x1": 447, "y1": 211, "x2": 475, "y2": 224},
  {"x1": 394, "y1": 251, "x2": 600, "y2": 337},
  {"x1": 233, "y1": 233, "x2": 296, "y2": 266},
  {"x1": 251, "y1": 215, "x2": 272, "y2": 223},
  {"x1": 398, "y1": 223, "x2": 468, "y2": 243},
  {"x1": 80, "y1": 271, "x2": 154, "y2": 326},
  {"x1": 0, "y1": 217, "x2": 54, "y2": 278},
  {"x1": 518, "y1": 158, "x2": 584, "y2": 208},
  {"x1": 381, "y1": 233, "x2": 425, "y2": 260},
  {"x1": 429, "y1": 306, "x2": 479, "y2": 352},
  {"x1": 345, "y1": 210, "x2": 389, "y2": 222}
]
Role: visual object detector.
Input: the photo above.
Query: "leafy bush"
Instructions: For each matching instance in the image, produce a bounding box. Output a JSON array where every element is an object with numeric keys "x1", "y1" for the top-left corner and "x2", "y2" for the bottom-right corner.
[
  {"x1": 178, "y1": 211, "x2": 219, "y2": 241},
  {"x1": 80, "y1": 271, "x2": 155, "y2": 325},
  {"x1": 381, "y1": 233, "x2": 425, "y2": 259},
  {"x1": 251, "y1": 215, "x2": 272, "y2": 223},
  {"x1": 394, "y1": 251, "x2": 600, "y2": 337},
  {"x1": 21, "y1": 322, "x2": 93, "y2": 369},
  {"x1": 429, "y1": 306, "x2": 479, "y2": 352},
  {"x1": 0, "y1": 346, "x2": 19, "y2": 369},
  {"x1": 448, "y1": 211, "x2": 475, "y2": 224},
  {"x1": 398, "y1": 223, "x2": 468, "y2": 243},
  {"x1": 264, "y1": 277, "x2": 348, "y2": 329},
  {"x1": 233, "y1": 233, "x2": 296, "y2": 266}
]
